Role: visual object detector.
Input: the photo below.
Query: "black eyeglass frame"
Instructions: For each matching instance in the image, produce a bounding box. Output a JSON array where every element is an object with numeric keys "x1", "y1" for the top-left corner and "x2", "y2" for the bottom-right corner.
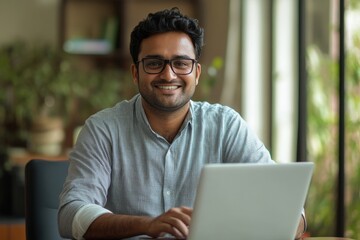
[{"x1": 136, "y1": 57, "x2": 198, "y2": 75}]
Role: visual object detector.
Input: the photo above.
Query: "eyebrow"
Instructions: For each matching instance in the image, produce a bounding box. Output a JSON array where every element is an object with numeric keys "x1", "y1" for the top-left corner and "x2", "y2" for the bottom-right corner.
[{"x1": 143, "y1": 54, "x2": 193, "y2": 59}]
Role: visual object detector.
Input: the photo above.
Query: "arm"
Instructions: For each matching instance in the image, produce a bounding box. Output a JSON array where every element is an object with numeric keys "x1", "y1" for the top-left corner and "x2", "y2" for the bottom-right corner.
[
  {"x1": 83, "y1": 207, "x2": 192, "y2": 239},
  {"x1": 294, "y1": 214, "x2": 307, "y2": 239},
  {"x1": 215, "y1": 108, "x2": 274, "y2": 164}
]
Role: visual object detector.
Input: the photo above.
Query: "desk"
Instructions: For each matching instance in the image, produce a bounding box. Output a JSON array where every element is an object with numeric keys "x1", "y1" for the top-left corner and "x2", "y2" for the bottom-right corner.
[
  {"x1": 9, "y1": 149, "x2": 68, "y2": 167},
  {"x1": 0, "y1": 217, "x2": 26, "y2": 240},
  {"x1": 303, "y1": 238, "x2": 354, "y2": 240},
  {"x1": 142, "y1": 237, "x2": 354, "y2": 240}
]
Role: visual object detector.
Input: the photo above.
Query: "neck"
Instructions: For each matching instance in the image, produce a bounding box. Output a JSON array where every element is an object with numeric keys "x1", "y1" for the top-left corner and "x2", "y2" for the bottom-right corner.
[{"x1": 141, "y1": 99, "x2": 190, "y2": 143}]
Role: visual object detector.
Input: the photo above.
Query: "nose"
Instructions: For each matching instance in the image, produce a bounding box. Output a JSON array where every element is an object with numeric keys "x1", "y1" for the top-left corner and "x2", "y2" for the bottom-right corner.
[{"x1": 160, "y1": 62, "x2": 177, "y2": 81}]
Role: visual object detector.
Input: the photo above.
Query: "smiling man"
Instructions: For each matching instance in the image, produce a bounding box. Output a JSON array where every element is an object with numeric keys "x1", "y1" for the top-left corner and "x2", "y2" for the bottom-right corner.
[
  {"x1": 132, "y1": 31, "x2": 200, "y2": 143},
  {"x1": 58, "y1": 8, "x2": 306, "y2": 240}
]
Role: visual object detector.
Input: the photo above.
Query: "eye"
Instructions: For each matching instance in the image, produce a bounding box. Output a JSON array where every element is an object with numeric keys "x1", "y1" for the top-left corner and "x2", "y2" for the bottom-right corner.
[
  {"x1": 172, "y1": 59, "x2": 191, "y2": 69},
  {"x1": 144, "y1": 59, "x2": 164, "y2": 69}
]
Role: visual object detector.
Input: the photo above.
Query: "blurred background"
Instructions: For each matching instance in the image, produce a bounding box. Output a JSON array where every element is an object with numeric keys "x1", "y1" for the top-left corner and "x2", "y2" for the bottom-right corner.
[{"x1": 0, "y1": 0, "x2": 359, "y2": 239}]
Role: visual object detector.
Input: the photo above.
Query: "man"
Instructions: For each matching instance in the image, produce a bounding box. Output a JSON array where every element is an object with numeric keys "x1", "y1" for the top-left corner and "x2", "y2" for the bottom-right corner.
[{"x1": 58, "y1": 8, "x2": 306, "y2": 239}]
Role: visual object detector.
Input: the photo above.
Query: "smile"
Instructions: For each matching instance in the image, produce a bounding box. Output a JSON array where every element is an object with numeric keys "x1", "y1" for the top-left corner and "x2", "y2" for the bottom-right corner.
[{"x1": 157, "y1": 85, "x2": 180, "y2": 90}]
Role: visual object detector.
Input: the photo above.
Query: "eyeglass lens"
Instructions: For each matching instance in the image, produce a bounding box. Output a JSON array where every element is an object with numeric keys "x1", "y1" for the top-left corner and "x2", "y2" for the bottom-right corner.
[{"x1": 142, "y1": 58, "x2": 195, "y2": 75}]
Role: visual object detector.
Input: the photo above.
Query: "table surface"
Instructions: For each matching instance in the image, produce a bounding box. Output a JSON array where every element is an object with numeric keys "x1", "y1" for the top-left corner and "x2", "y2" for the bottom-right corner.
[
  {"x1": 140, "y1": 237, "x2": 354, "y2": 240},
  {"x1": 303, "y1": 238, "x2": 354, "y2": 240}
]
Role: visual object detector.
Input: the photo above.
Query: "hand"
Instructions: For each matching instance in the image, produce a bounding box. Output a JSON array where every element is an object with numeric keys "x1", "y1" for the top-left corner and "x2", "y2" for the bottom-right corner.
[
  {"x1": 295, "y1": 214, "x2": 306, "y2": 239},
  {"x1": 145, "y1": 206, "x2": 192, "y2": 239}
]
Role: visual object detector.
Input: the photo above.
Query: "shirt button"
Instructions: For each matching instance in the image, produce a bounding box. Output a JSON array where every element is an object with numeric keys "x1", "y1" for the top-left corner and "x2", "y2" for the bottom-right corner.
[{"x1": 166, "y1": 190, "x2": 171, "y2": 195}]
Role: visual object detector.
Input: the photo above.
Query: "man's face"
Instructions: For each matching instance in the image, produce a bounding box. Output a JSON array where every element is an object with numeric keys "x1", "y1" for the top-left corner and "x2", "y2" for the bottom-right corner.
[{"x1": 132, "y1": 32, "x2": 201, "y2": 112}]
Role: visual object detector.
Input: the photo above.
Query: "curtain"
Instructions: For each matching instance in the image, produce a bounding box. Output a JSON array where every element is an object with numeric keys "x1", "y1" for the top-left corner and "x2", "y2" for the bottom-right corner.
[{"x1": 222, "y1": 0, "x2": 298, "y2": 163}]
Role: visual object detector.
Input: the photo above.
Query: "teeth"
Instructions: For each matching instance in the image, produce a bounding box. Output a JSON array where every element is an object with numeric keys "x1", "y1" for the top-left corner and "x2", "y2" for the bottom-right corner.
[{"x1": 158, "y1": 86, "x2": 178, "y2": 90}]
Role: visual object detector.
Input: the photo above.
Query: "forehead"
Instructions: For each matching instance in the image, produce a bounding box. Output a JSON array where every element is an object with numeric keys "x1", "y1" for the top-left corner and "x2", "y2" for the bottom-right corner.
[{"x1": 139, "y1": 32, "x2": 196, "y2": 59}]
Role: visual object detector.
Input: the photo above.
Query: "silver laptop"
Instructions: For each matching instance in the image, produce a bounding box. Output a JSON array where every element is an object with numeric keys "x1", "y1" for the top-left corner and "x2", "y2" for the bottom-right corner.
[{"x1": 187, "y1": 162, "x2": 314, "y2": 240}]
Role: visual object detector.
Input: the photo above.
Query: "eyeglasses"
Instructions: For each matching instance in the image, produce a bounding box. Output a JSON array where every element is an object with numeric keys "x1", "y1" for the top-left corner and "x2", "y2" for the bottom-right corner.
[{"x1": 137, "y1": 57, "x2": 197, "y2": 75}]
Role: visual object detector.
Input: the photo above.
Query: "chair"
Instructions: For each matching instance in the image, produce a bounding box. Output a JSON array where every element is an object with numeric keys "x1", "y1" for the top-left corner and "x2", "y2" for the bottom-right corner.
[{"x1": 25, "y1": 159, "x2": 70, "y2": 240}]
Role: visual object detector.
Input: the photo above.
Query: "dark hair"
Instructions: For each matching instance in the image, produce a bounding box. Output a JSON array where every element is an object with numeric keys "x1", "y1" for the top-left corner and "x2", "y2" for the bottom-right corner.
[{"x1": 130, "y1": 7, "x2": 204, "y2": 64}]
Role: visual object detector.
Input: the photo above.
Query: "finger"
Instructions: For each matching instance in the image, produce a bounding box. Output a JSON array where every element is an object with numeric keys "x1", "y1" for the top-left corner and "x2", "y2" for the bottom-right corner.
[
  {"x1": 149, "y1": 208, "x2": 192, "y2": 238},
  {"x1": 171, "y1": 226, "x2": 186, "y2": 239},
  {"x1": 153, "y1": 222, "x2": 185, "y2": 239},
  {"x1": 162, "y1": 216, "x2": 190, "y2": 237},
  {"x1": 166, "y1": 208, "x2": 192, "y2": 223},
  {"x1": 179, "y1": 206, "x2": 193, "y2": 217}
]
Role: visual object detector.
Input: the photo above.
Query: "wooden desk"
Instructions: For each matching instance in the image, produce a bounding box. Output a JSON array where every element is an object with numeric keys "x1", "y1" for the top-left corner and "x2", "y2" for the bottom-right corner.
[
  {"x1": 0, "y1": 217, "x2": 25, "y2": 240},
  {"x1": 8, "y1": 149, "x2": 69, "y2": 167},
  {"x1": 303, "y1": 238, "x2": 354, "y2": 240},
  {"x1": 142, "y1": 237, "x2": 354, "y2": 240}
]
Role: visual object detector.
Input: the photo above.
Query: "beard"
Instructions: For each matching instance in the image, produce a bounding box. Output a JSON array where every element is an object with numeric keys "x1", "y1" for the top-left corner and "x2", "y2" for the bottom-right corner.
[{"x1": 137, "y1": 78, "x2": 196, "y2": 112}]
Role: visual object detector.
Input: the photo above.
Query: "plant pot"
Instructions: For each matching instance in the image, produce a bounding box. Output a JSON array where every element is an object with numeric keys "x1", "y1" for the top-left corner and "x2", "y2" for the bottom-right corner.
[{"x1": 28, "y1": 117, "x2": 65, "y2": 156}]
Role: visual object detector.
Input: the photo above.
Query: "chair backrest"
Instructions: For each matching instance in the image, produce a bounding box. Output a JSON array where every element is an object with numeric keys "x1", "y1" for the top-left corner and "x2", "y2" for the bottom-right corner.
[{"x1": 25, "y1": 159, "x2": 70, "y2": 240}]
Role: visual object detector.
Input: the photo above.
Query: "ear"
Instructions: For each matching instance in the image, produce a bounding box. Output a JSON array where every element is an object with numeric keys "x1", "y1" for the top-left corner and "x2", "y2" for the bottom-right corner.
[
  {"x1": 195, "y1": 63, "x2": 201, "y2": 86},
  {"x1": 131, "y1": 64, "x2": 139, "y2": 85}
]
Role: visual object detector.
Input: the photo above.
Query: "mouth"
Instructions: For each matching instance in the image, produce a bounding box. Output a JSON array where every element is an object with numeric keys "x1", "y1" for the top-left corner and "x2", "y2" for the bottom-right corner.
[
  {"x1": 154, "y1": 82, "x2": 182, "y2": 92},
  {"x1": 157, "y1": 85, "x2": 180, "y2": 90}
]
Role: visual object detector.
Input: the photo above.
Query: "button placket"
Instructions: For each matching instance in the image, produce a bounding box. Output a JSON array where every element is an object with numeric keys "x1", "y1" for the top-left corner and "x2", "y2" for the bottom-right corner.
[{"x1": 163, "y1": 148, "x2": 175, "y2": 211}]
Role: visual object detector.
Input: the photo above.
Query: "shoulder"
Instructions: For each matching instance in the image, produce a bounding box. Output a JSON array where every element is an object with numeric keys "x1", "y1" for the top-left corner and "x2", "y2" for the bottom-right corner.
[
  {"x1": 90, "y1": 95, "x2": 138, "y2": 120},
  {"x1": 190, "y1": 100, "x2": 241, "y2": 121},
  {"x1": 84, "y1": 94, "x2": 139, "y2": 128}
]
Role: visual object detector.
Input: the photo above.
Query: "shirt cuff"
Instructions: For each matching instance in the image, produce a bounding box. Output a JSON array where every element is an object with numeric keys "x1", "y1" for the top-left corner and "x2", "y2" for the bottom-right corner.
[{"x1": 72, "y1": 204, "x2": 112, "y2": 240}]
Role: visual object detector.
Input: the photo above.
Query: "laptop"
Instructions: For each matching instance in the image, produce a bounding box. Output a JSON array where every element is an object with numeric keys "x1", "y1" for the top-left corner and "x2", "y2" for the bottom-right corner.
[{"x1": 187, "y1": 162, "x2": 314, "y2": 240}]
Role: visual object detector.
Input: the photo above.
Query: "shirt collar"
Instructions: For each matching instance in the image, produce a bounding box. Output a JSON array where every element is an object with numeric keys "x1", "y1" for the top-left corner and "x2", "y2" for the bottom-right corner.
[{"x1": 135, "y1": 94, "x2": 194, "y2": 137}]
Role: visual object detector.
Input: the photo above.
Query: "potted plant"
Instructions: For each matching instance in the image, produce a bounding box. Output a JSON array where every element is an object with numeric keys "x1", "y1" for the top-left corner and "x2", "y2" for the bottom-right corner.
[{"x1": 0, "y1": 41, "x2": 136, "y2": 156}]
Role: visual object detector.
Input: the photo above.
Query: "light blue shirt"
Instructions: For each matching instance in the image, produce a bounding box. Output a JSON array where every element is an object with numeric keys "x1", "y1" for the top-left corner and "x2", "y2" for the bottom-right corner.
[{"x1": 58, "y1": 94, "x2": 273, "y2": 238}]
